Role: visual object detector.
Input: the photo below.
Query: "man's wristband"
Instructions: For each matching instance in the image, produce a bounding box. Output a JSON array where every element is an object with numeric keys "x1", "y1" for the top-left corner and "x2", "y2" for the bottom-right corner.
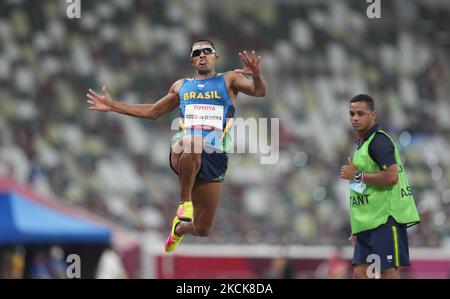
[{"x1": 354, "y1": 171, "x2": 363, "y2": 182}]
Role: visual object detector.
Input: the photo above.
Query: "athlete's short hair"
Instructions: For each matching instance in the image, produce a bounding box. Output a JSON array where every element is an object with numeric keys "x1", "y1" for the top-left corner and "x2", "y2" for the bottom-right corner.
[
  {"x1": 191, "y1": 39, "x2": 216, "y2": 51},
  {"x1": 350, "y1": 94, "x2": 375, "y2": 111}
]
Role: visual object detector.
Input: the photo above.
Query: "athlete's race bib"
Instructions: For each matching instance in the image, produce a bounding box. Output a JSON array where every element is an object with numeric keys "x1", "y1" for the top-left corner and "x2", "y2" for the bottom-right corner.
[{"x1": 184, "y1": 104, "x2": 224, "y2": 130}]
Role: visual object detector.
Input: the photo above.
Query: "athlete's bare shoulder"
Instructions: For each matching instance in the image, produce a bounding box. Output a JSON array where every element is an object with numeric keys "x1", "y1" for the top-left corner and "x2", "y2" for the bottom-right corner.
[
  {"x1": 170, "y1": 78, "x2": 186, "y2": 95},
  {"x1": 222, "y1": 71, "x2": 241, "y2": 89},
  {"x1": 223, "y1": 71, "x2": 240, "y2": 81}
]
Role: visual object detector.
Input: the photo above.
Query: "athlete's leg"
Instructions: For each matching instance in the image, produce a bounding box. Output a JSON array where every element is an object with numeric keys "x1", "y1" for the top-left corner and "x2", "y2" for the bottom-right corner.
[
  {"x1": 166, "y1": 137, "x2": 224, "y2": 252},
  {"x1": 353, "y1": 264, "x2": 369, "y2": 279},
  {"x1": 171, "y1": 135, "x2": 204, "y2": 203},
  {"x1": 381, "y1": 268, "x2": 399, "y2": 279},
  {"x1": 169, "y1": 148, "x2": 182, "y2": 174},
  {"x1": 165, "y1": 136, "x2": 204, "y2": 252},
  {"x1": 176, "y1": 180, "x2": 222, "y2": 237}
]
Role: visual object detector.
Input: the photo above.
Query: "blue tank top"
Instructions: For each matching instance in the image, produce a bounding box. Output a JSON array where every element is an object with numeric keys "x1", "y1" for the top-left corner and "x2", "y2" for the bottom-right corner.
[{"x1": 178, "y1": 74, "x2": 235, "y2": 150}]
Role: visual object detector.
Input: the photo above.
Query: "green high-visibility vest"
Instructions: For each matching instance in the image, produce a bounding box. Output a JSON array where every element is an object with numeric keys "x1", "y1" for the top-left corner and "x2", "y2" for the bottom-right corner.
[{"x1": 350, "y1": 130, "x2": 420, "y2": 234}]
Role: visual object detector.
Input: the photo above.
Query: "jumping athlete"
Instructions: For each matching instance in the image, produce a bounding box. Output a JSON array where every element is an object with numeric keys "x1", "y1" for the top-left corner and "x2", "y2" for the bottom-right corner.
[{"x1": 86, "y1": 39, "x2": 266, "y2": 253}]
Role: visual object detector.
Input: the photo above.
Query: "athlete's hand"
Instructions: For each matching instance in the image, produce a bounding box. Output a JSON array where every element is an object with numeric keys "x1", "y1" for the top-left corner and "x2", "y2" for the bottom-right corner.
[
  {"x1": 340, "y1": 157, "x2": 357, "y2": 180},
  {"x1": 86, "y1": 86, "x2": 113, "y2": 112},
  {"x1": 234, "y1": 50, "x2": 262, "y2": 78}
]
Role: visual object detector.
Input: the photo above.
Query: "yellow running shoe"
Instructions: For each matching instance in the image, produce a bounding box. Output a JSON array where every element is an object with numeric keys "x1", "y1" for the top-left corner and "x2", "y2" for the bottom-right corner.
[
  {"x1": 165, "y1": 216, "x2": 183, "y2": 253},
  {"x1": 177, "y1": 201, "x2": 193, "y2": 222}
]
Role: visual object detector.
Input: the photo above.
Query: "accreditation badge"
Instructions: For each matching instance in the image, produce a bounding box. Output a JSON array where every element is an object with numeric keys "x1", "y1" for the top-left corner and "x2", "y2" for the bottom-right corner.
[{"x1": 350, "y1": 180, "x2": 367, "y2": 194}]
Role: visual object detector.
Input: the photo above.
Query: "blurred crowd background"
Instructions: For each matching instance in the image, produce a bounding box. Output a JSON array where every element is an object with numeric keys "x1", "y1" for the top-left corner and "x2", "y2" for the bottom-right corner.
[{"x1": 1, "y1": 0, "x2": 449, "y2": 271}]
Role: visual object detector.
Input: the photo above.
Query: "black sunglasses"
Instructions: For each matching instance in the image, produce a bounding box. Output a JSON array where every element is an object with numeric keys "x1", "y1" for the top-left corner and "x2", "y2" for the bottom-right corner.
[{"x1": 191, "y1": 47, "x2": 216, "y2": 58}]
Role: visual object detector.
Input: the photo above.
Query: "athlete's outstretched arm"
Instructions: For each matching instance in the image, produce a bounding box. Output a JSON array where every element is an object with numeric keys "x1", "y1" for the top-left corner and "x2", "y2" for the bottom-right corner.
[
  {"x1": 231, "y1": 50, "x2": 267, "y2": 97},
  {"x1": 86, "y1": 80, "x2": 182, "y2": 120}
]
